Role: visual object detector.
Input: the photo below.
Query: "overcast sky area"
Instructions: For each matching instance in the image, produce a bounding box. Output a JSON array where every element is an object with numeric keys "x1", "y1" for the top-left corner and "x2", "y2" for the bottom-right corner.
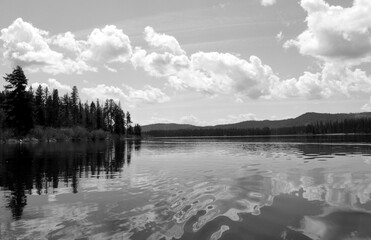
[{"x1": 1, "y1": 0, "x2": 371, "y2": 125}]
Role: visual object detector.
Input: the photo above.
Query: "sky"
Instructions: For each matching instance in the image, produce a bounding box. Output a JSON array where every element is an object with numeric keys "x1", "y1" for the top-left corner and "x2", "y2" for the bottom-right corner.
[{"x1": 1, "y1": 0, "x2": 371, "y2": 126}]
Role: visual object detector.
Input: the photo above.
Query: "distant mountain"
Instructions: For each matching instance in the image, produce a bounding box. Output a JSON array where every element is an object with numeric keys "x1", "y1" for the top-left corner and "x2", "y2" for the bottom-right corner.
[
  {"x1": 142, "y1": 112, "x2": 371, "y2": 132},
  {"x1": 142, "y1": 123, "x2": 199, "y2": 132}
]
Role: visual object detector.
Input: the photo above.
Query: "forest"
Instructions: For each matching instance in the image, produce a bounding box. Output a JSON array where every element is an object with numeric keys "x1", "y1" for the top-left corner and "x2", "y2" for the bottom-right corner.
[
  {"x1": 145, "y1": 118, "x2": 371, "y2": 137},
  {"x1": 0, "y1": 66, "x2": 141, "y2": 141}
]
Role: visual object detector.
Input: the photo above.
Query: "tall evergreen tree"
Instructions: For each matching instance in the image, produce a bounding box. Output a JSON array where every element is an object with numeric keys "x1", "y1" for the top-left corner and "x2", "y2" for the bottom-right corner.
[
  {"x1": 34, "y1": 85, "x2": 45, "y2": 126},
  {"x1": 51, "y1": 89, "x2": 60, "y2": 127},
  {"x1": 70, "y1": 86, "x2": 79, "y2": 125},
  {"x1": 89, "y1": 101, "x2": 97, "y2": 129},
  {"x1": 96, "y1": 100, "x2": 103, "y2": 129},
  {"x1": 3, "y1": 66, "x2": 34, "y2": 135},
  {"x1": 45, "y1": 95, "x2": 53, "y2": 126},
  {"x1": 61, "y1": 93, "x2": 71, "y2": 127}
]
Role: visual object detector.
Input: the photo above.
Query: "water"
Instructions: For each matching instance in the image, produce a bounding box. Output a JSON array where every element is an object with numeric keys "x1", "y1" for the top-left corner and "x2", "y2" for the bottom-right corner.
[{"x1": 1, "y1": 137, "x2": 371, "y2": 240}]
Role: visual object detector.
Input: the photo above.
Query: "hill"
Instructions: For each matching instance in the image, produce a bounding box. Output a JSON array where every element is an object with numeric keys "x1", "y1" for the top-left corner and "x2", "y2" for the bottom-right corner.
[{"x1": 142, "y1": 112, "x2": 371, "y2": 132}]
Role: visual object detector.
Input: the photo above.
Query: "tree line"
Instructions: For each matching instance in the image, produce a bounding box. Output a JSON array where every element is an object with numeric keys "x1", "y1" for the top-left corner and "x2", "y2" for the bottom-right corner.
[
  {"x1": 145, "y1": 118, "x2": 371, "y2": 137},
  {"x1": 0, "y1": 66, "x2": 141, "y2": 138}
]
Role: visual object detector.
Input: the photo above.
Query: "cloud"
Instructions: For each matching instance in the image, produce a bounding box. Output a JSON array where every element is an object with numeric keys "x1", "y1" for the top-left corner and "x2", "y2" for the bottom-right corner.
[
  {"x1": 213, "y1": 113, "x2": 257, "y2": 125},
  {"x1": 30, "y1": 82, "x2": 48, "y2": 90},
  {"x1": 275, "y1": 31, "x2": 284, "y2": 42},
  {"x1": 48, "y1": 78, "x2": 72, "y2": 92},
  {"x1": 29, "y1": 79, "x2": 72, "y2": 95},
  {"x1": 284, "y1": 0, "x2": 371, "y2": 65},
  {"x1": 260, "y1": 0, "x2": 277, "y2": 6},
  {"x1": 361, "y1": 97, "x2": 371, "y2": 111},
  {"x1": 51, "y1": 31, "x2": 83, "y2": 53},
  {"x1": 133, "y1": 46, "x2": 279, "y2": 99},
  {"x1": 133, "y1": 26, "x2": 371, "y2": 102},
  {"x1": 275, "y1": 63, "x2": 371, "y2": 99},
  {"x1": 0, "y1": 18, "x2": 95, "y2": 74},
  {"x1": 81, "y1": 84, "x2": 169, "y2": 106},
  {"x1": 104, "y1": 64, "x2": 118, "y2": 72},
  {"x1": 123, "y1": 84, "x2": 170, "y2": 104},
  {"x1": 80, "y1": 25, "x2": 132, "y2": 63},
  {"x1": 0, "y1": 18, "x2": 132, "y2": 74},
  {"x1": 134, "y1": 26, "x2": 371, "y2": 101},
  {"x1": 180, "y1": 115, "x2": 207, "y2": 125},
  {"x1": 144, "y1": 26, "x2": 185, "y2": 55}
]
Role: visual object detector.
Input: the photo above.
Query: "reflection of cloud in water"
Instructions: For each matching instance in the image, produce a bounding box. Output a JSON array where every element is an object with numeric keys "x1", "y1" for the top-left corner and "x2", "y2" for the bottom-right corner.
[
  {"x1": 270, "y1": 172, "x2": 371, "y2": 208},
  {"x1": 3, "y1": 202, "x2": 98, "y2": 239},
  {"x1": 299, "y1": 208, "x2": 371, "y2": 240}
]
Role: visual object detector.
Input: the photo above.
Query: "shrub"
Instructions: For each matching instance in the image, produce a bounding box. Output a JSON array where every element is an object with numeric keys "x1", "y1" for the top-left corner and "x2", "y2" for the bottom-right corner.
[
  {"x1": 71, "y1": 126, "x2": 90, "y2": 140},
  {"x1": 91, "y1": 129, "x2": 107, "y2": 141}
]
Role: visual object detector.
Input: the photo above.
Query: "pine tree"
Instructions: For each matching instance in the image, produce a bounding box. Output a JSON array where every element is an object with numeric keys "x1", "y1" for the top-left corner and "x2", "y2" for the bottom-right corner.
[
  {"x1": 3, "y1": 66, "x2": 34, "y2": 136},
  {"x1": 34, "y1": 85, "x2": 45, "y2": 126},
  {"x1": 45, "y1": 95, "x2": 53, "y2": 126},
  {"x1": 96, "y1": 100, "x2": 103, "y2": 130},
  {"x1": 89, "y1": 101, "x2": 97, "y2": 129},
  {"x1": 70, "y1": 86, "x2": 79, "y2": 125},
  {"x1": 51, "y1": 89, "x2": 60, "y2": 127}
]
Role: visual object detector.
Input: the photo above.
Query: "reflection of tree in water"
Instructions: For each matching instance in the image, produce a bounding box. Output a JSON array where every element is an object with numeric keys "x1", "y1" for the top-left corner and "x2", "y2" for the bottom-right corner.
[
  {"x1": 0, "y1": 140, "x2": 140, "y2": 219},
  {"x1": 0, "y1": 145, "x2": 32, "y2": 220}
]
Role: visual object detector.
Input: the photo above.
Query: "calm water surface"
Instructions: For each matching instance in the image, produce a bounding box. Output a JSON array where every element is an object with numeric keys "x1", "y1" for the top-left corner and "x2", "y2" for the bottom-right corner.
[{"x1": 1, "y1": 137, "x2": 371, "y2": 240}]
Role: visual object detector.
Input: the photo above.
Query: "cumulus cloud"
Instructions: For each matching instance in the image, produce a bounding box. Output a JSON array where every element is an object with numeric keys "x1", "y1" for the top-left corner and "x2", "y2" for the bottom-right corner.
[
  {"x1": 284, "y1": 0, "x2": 371, "y2": 65},
  {"x1": 123, "y1": 84, "x2": 170, "y2": 104},
  {"x1": 29, "y1": 79, "x2": 72, "y2": 94},
  {"x1": 144, "y1": 26, "x2": 185, "y2": 55},
  {"x1": 80, "y1": 25, "x2": 132, "y2": 63},
  {"x1": 134, "y1": 26, "x2": 371, "y2": 101},
  {"x1": 0, "y1": 18, "x2": 95, "y2": 74},
  {"x1": 81, "y1": 84, "x2": 169, "y2": 106},
  {"x1": 133, "y1": 45, "x2": 279, "y2": 99},
  {"x1": 51, "y1": 31, "x2": 83, "y2": 53},
  {"x1": 361, "y1": 97, "x2": 371, "y2": 111},
  {"x1": 0, "y1": 18, "x2": 132, "y2": 74},
  {"x1": 30, "y1": 82, "x2": 48, "y2": 90},
  {"x1": 48, "y1": 78, "x2": 72, "y2": 92},
  {"x1": 261, "y1": 0, "x2": 277, "y2": 6}
]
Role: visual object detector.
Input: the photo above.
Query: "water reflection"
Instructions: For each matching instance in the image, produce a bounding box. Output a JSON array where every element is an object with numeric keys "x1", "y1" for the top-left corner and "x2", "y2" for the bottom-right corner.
[
  {"x1": 0, "y1": 140, "x2": 140, "y2": 220},
  {"x1": 1, "y1": 138, "x2": 371, "y2": 240}
]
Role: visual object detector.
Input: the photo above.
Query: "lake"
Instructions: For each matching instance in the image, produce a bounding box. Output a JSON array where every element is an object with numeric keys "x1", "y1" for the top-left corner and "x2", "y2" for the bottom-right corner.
[{"x1": 1, "y1": 137, "x2": 371, "y2": 240}]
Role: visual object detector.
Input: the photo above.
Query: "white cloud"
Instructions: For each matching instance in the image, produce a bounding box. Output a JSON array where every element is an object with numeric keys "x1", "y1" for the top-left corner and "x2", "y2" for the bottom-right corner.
[
  {"x1": 30, "y1": 82, "x2": 48, "y2": 90},
  {"x1": 144, "y1": 26, "x2": 185, "y2": 55},
  {"x1": 80, "y1": 25, "x2": 132, "y2": 63},
  {"x1": 0, "y1": 19, "x2": 133, "y2": 74},
  {"x1": 51, "y1": 31, "x2": 82, "y2": 53},
  {"x1": 275, "y1": 31, "x2": 284, "y2": 42},
  {"x1": 284, "y1": 0, "x2": 371, "y2": 65},
  {"x1": 133, "y1": 46, "x2": 279, "y2": 99},
  {"x1": 361, "y1": 97, "x2": 371, "y2": 111},
  {"x1": 81, "y1": 84, "x2": 169, "y2": 106},
  {"x1": 81, "y1": 84, "x2": 126, "y2": 102},
  {"x1": 48, "y1": 78, "x2": 72, "y2": 92},
  {"x1": 261, "y1": 0, "x2": 277, "y2": 7},
  {"x1": 134, "y1": 26, "x2": 371, "y2": 101},
  {"x1": 104, "y1": 64, "x2": 118, "y2": 72},
  {"x1": 0, "y1": 18, "x2": 95, "y2": 75},
  {"x1": 180, "y1": 114, "x2": 207, "y2": 125},
  {"x1": 213, "y1": 113, "x2": 257, "y2": 125},
  {"x1": 123, "y1": 84, "x2": 170, "y2": 104},
  {"x1": 275, "y1": 63, "x2": 371, "y2": 99},
  {"x1": 29, "y1": 79, "x2": 71, "y2": 94}
]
